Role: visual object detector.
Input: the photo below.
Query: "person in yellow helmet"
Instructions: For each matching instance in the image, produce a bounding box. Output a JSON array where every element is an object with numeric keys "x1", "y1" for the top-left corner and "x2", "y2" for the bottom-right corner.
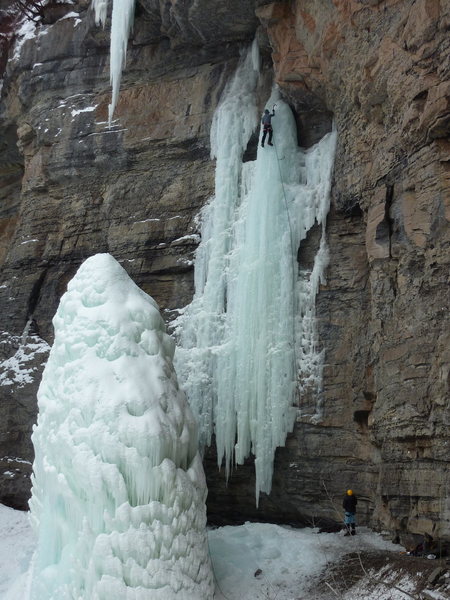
[{"x1": 343, "y1": 489, "x2": 357, "y2": 536}]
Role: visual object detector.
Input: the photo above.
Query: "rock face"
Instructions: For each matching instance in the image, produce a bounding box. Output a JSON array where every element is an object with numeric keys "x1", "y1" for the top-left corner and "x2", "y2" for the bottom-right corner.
[
  {"x1": 0, "y1": 0, "x2": 448, "y2": 544},
  {"x1": 0, "y1": 0, "x2": 237, "y2": 507},
  {"x1": 256, "y1": 0, "x2": 449, "y2": 543}
]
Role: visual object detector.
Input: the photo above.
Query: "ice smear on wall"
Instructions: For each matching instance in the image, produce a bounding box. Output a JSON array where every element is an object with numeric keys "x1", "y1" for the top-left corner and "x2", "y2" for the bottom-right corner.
[
  {"x1": 29, "y1": 254, "x2": 214, "y2": 600},
  {"x1": 295, "y1": 130, "x2": 336, "y2": 420},
  {"x1": 91, "y1": 0, "x2": 135, "y2": 124},
  {"x1": 174, "y1": 44, "x2": 337, "y2": 502}
]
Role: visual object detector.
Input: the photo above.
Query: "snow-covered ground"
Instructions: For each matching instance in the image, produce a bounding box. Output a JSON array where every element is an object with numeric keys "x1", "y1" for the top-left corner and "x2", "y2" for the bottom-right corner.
[
  {"x1": 0, "y1": 505, "x2": 35, "y2": 599},
  {"x1": 3, "y1": 503, "x2": 435, "y2": 600},
  {"x1": 208, "y1": 522, "x2": 413, "y2": 600}
]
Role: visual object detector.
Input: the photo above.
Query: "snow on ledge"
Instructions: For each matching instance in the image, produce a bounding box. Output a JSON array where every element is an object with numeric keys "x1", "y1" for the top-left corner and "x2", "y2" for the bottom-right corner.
[{"x1": 0, "y1": 330, "x2": 50, "y2": 389}]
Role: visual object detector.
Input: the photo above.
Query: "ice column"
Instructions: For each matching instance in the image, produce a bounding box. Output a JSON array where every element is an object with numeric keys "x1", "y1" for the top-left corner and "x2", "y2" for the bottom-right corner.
[
  {"x1": 174, "y1": 44, "x2": 259, "y2": 448},
  {"x1": 29, "y1": 254, "x2": 214, "y2": 600},
  {"x1": 91, "y1": 0, "x2": 135, "y2": 124},
  {"x1": 175, "y1": 44, "x2": 337, "y2": 502}
]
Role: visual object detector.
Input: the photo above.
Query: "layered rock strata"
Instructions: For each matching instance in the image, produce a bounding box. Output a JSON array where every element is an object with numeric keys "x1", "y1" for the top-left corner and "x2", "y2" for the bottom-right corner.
[
  {"x1": 0, "y1": 0, "x2": 258, "y2": 506},
  {"x1": 0, "y1": 0, "x2": 448, "y2": 545},
  {"x1": 206, "y1": 0, "x2": 449, "y2": 544}
]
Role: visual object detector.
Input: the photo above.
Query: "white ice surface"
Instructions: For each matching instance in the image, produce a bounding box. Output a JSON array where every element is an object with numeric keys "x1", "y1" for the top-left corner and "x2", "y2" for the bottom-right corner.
[
  {"x1": 27, "y1": 254, "x2": 213, "y2": 600},
  {"x1": 91, "y1": 0, "x2": 108, "y2": 27},
  {"x1": 0, "y1": 505, "x2": 35, "y2": 599},
  {"x1": 174, "y1": 43, "x2": 337, "y2": 502},
  {"x1": 1, "y1": 506, "x2": 418, "y2": 600}
]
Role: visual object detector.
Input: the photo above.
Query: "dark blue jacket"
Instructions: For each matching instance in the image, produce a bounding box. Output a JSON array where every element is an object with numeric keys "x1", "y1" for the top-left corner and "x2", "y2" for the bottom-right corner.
[
  {"x1": 262, "y1": 111, "x2": 274, "y2": 127},
  {"x1": 343, "y1": 494, "x2": 357, "y2": 513}
]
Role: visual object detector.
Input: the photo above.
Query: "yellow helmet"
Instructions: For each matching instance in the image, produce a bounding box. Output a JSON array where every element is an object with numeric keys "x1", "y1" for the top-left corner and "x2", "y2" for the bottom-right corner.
[{"x1": 347, "y1": 489, "x2": 353, "y2": 495}]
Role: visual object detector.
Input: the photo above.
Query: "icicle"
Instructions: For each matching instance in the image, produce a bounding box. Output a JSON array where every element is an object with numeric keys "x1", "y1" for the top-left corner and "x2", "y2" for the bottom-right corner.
[
  {"x1": 175, "y1": 42, "x2": 259, "y2": 451},
  {"x1": 175, "y1": 41, "x2": 337, "y2": 503},
  {"x1": 108, "y1": 0, "x2": 135, "y2": 124},
  {"x1": 91, "y1": 0, "x2": 108, "y2": 27},
  {"x1": 91, "y1": 0, "x2": 135, "y2": 124},
  {"x1": 251, "y1": 39, "x2": 260, "y2": 72},
  {"x1": 21, "y1": 317, "x2": 32, "y2": 345}
]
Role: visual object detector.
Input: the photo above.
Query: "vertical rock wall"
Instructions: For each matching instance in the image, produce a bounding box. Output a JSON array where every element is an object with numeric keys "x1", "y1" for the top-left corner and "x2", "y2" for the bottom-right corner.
[
  {"x1": 0, "y1": 0, "x2": 448, "y2": 544},
  {"x1": 207, "y1": 0, "x2": 449, "y2": 544},
  {"x1": 237, "y1": 0, "x2": 449, "y2": 541},
  {"x1": 0, "y1": 0, "x2": 259, "y2": 507}
]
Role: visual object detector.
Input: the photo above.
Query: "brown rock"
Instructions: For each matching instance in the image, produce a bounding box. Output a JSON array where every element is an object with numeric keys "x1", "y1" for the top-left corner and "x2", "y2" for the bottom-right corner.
[{"x1": 0, "y1": 0, "x2": 448, "y2": 546}]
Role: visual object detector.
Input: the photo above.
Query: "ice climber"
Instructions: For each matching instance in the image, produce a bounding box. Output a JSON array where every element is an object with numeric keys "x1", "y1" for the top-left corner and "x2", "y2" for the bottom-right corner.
[
  {"x1": 261, "y1": 106, "x2": 275, "y2": 147},
  {"x1": 343, "y1": 489, "x2": 357, "y2": 536}
]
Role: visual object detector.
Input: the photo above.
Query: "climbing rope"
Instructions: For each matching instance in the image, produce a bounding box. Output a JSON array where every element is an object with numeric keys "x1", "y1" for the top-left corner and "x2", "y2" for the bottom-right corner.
[
  {"x1": 271, "y1": 134, "x2": 302, "y2": 402},
  {"x1": 207, "y1": 532, "x2": 234, "y2": 600}
]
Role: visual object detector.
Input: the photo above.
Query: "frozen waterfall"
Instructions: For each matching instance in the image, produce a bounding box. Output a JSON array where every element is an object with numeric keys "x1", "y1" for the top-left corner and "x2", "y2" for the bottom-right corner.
[
  {"x1": 29, "y1": 254, "x2": 214, "y2": 600},
  {"x1": 174, "y1": 45, "x2": 337, "y2": 502}
]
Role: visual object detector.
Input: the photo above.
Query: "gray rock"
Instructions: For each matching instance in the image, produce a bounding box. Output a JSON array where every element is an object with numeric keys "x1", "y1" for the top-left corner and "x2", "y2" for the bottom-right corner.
[{"x1": 0, "y1": 0, "x2": 448, "y2": 548}]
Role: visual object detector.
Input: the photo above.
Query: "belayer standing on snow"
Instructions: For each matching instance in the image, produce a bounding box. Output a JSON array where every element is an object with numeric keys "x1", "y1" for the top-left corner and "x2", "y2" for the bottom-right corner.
[
  {"x1": 261, "y1": 105, "x2": 276, "y2": 147},
  {"x1": 343, "y1": 489, "x2": 357, "y2": 536}
]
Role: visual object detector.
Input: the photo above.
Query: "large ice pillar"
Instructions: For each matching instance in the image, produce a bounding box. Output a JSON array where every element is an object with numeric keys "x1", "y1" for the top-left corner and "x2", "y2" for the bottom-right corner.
[
  {"x1": 175, "y1": 45, "x2": 337, "y2": 502},
  {"x1": 29, "y1": 254, "x2": 214, "y2": 600}
]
